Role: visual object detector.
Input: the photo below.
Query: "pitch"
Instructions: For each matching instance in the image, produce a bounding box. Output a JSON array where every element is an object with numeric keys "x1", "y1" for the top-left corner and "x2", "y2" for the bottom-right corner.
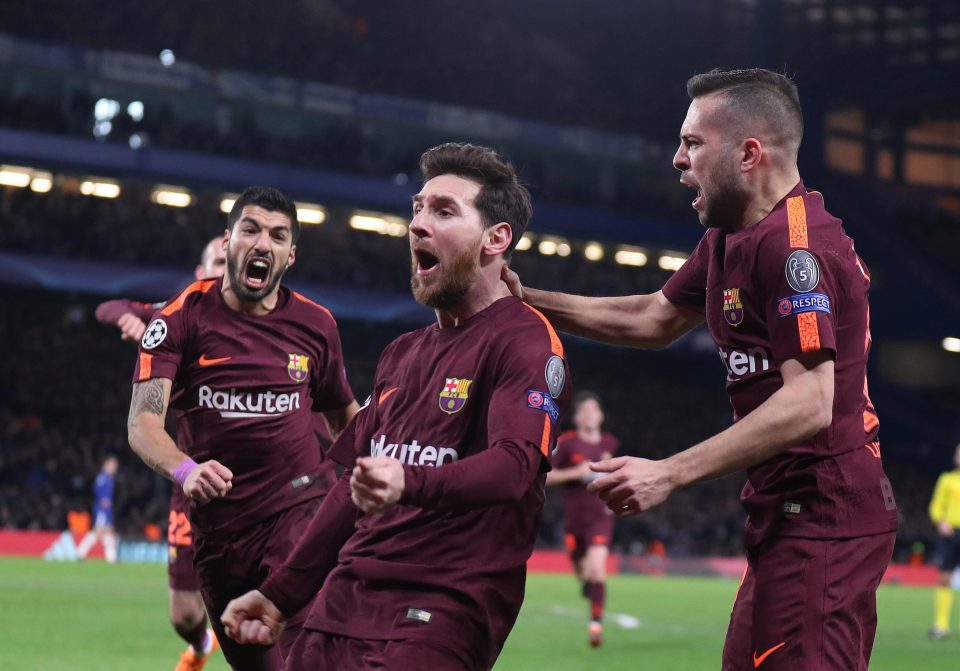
[{"x1": 0, "y1": 557, "x2": 956, "y2": 670}]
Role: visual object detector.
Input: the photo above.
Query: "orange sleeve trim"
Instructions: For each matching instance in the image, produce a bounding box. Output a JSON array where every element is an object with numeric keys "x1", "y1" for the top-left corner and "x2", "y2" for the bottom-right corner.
[
  {"x1": 160, "y1": 279, "x2": 217, "y2": 316},
  {"x1": 521, "y1": 302, "x2": 564, "y2": 357},
  {"x1": 786, "y1": 196, "x2": 808, "y2": 249},
  {"x1": 293, "y1": 292, "x2": 336, "y2": 323},
  {"x1": 539, "y1": 414, "x2": 552, "y2": 457},
  {"x1": 797, "y1": 311, "x2": 821, "y2": 352},
  {"x1": 137, "y1": 353, "x2": 153, "y2": 381}
]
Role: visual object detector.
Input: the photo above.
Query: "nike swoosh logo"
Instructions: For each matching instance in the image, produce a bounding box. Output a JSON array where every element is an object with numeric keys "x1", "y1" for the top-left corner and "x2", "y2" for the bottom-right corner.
[
  {"x1": 379, "y1": 387, "x2": 399, "y2": 404},
  {"x1": 198, "y1": 354, "x2": 232, "y2": 367},
  {"x1": 753, "y1": 641, "x2": 786, "y2": 668}
]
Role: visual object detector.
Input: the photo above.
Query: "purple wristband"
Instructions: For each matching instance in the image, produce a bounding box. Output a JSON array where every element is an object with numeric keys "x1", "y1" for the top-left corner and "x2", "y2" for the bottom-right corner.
[{"x1": 172, "y1": 459, "x2": 199, "y2": 488}]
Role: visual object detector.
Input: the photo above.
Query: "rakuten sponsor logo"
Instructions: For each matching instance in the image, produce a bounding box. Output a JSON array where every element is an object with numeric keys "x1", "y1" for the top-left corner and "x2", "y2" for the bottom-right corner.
[
  {"x1": 369, "y1": 435, "x2": 460, "y2": 466},
  {"x1": 198, "y1": 385, "x2": 301, "y2": 418},
  {"x1": 718, "y1": 346, "x2": 771, "y2": 381}
]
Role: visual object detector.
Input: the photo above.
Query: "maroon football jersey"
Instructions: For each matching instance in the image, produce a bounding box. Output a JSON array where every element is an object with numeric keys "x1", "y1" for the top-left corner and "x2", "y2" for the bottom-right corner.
[
  {"x1": 662, "y1": 182, "x2": 898, "y2": 544},
  {"x1": 305, "y1": 296, "x2": 571, "y2": 669},
  {"x1": 132, "y1": 278, "x2": 354, "y2": 534},
  {"x1": 551, "y1": 431, "x2": 618, "y2": 532}
]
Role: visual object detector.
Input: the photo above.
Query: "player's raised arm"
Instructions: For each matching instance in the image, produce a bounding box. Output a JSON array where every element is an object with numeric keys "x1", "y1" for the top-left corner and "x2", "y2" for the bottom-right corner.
[
  {"x1": 127, "y1": 378, "x2": 233, "y2": 504},
  {"x1": 502, "y1": 266, "x2": 702, "y2": 349},
  {"x1": 588, "y1": 349, "x2": 834, "y2": 516}
]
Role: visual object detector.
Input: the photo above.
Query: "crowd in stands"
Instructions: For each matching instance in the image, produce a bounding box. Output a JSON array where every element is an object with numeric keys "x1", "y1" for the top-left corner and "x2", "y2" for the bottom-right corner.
[
  {"x1": 0, "y1": 185, "x2": 674, "y2": 297},
  {"x1": 0, "y1": 286, "x2": 945, "y2": 561}
]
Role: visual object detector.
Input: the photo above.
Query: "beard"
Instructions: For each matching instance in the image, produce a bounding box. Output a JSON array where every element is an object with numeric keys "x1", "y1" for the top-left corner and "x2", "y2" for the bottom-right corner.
[
  {"x1": 699, "y1": 165, "x2": 751, "y2": 232},
  {"x1": 410, "y1": 243, "x2": 481, "y2": 311},
  {"x1": 226, "y1": 245, "x2": 285, "y2": 303}
]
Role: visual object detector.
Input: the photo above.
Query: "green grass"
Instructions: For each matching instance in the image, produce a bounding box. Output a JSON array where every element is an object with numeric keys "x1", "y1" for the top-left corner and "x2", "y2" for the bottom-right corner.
[{"x1": 0, "y1": 557, "x2": 957, "y2": 670}]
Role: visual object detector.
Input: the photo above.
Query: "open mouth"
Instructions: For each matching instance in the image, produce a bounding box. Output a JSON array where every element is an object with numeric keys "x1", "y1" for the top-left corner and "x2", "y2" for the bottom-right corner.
[
  {"x1": 681, "y1": 179, "x2": 703, "y2": 210},
  {"x1": 243, "y1": 257, "x2": 271, "y2": 289},
  {"x1": 414, "y1": 249, "x2": 440, "y2": 275}
]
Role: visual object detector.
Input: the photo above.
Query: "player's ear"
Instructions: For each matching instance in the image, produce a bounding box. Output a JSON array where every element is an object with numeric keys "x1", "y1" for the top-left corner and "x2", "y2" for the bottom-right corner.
[
  {"x1": 286, "y1": 244, "x2": 297, "y2": 270},
  {"x1": 193, "y1": 264, "x2": 204, "y2": 281},
  {"x1": 222, "y1": 228, "x2": 231, "y2": 247},
  {"x1": 483, "y1": 222, "x2": 512, "y2": 258},
  {"x1": 741, "y1": 137, "x2": 763, "y2": 174}
]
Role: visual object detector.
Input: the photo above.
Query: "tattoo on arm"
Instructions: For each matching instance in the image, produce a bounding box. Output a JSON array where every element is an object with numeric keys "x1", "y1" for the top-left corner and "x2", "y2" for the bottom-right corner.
[{"x1": 128, "y1": 378, "x2": 167, "y2": 424}]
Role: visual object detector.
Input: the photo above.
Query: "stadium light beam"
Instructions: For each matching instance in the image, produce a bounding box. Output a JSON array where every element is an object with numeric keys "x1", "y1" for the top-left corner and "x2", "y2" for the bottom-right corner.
[
  {"x1": 220, "y1": 195, "x2": 238, "y2": 213},
  {"x1": 30, "y1": 172, "x2": 53, "y2": 193},
  {"x1": 584, "y1": 242, "x2": 604, "y2": 261},
  {"x1": 658, "y1": 252, "x2": 688, "y2": 271},
  {"x1": 349, "y1": 211, "x2": 408, "y2": 237},
  {"x1": 614, "y1": 245, "x2": 648, "y2": 267},
  {"x1": 79, "y1": 179, "x2": 120, "y2": 199},
  {"x1": 515, "y1": 234, "x2": 534, "y2": 252},
  {"x1": 943, "y1": 337, "x2": 960, "y2": 353},
  {"x1": 0, "y1": 166, "x2": 32, "y2": 188},
  {"x1": 151, "y1": 187, "x2": 192, "y2": 208},
  {"x1": 295, "y1": 203, "x2": 326, "y2": 225},
  {"x1": 538, "y1": 240, "x2": 558, "y2": 256}
]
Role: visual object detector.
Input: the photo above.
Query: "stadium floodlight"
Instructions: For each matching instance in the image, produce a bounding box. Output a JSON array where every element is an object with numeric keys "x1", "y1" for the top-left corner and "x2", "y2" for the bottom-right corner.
[
  {"x1": 220, "y1": 195, "x2": 238, "y2": 213},
  {"x1": 349, "y1": 211, "x2": 408, "y2": 237},
  {"x1": 30, "y1": 172, "x2": 53, "y2": 193},
  {"x1": 556, "y1": 242, "x2": 572, "y2": 257},
  {"x1": 0, "y1": 165, "x2": 33, "y2": 188},
  {"x1": 943, "y1": 337, "x2": 960, "y2": 353},
  {"x1": 658, "y1": 252, "x2": 688, "y2": 271},
  {"x1": 295, "y1": 203, "x2": 326, "y2": 225},
  {"x1": 151, "y1": 186, "x2": 192, "y2": 208},
  {"x1": 614, "y1": 245, "x2": 648, "y2": 267},
  {"x1": 538, "y1": 239, "x2": 558, "y2": 256},
  {"x1": 584, "y1": 241, "x2": 604, "y2": 261},
  {"x1": 515, "y1": 234, "x2": 534, "y2": 251},
  {"x1": 94, "y1": 98, "x2": 120, "y2": 121},
  {"x1": 159, "y1": 49, "x2": 176, "y2": 67},
  {"x1": 127, "y1": 101, "x2": 144, "y2": 122},
  {"x1": 79, "y1": 179, "x2": 120, "y2": 199}
]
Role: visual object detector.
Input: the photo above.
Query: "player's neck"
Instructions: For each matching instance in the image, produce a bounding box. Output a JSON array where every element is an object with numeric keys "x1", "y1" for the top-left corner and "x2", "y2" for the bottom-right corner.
[
  {"x1": 577, "y1": 427, "x2": 602, "y2": 443},
  {"x1": 739, "y1": 167, "x2": 802, "y2": 231},
  {"x1": 221, "y1": 274, "x2": 280, "y2": 315},
  {"x1": 435, "y1": 264, "x2": 511, "y2": 328}
]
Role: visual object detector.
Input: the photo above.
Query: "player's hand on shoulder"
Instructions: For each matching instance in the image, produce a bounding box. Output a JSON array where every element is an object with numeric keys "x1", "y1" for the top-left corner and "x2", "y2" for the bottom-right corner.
[
  {"x1": 118, "y1": 312, "x2": 147, "y2": 341},
  {"x1": 586, "y1": 456, "x2": 676, "y2": 517},
  {"x1": 500, "y1": 264, "x2": 525, "y2": 300},
  {"x1": 182, "y1": 460, "x2": 234, "y2": 504},
  {"x1": 221, "y1": 590, "x2": 285, "y2": 645},
  {"x1": 351, "y1": 456, "x2": 404, "y2": 514}
]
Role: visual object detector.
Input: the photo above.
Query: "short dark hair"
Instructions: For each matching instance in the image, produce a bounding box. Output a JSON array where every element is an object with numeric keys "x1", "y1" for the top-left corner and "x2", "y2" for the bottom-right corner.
[
  {"x1": 419, "y1": 143, "x2": 532, "y2": 260},
  {"x1": 686, "y1": 68, "x2": 803, "y2": 154},
  {"x1": 572, "y1": 391, "x2": 601, "y2": 413},
  {"x1": 227, "y1": 186, "x2": 300, "y2": 242}
]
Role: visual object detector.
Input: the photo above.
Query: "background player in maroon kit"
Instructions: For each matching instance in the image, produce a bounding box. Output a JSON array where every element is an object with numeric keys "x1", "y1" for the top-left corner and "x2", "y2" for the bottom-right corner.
[
  {"x1": 504, "y1": 69, "x2": 898, "y2": 671},
  {"x1": 127, "y1": 186, "x2": 359, "y2": 671},
  {"x1": 547, "y1": 391, "x2": 618, "y2": 647},
  {"x1": 97, "y1": 236, "x2": 226, "y2": 671},
  {"x1": 221, "y1": 143, "x2": 571, "y2": 671}
]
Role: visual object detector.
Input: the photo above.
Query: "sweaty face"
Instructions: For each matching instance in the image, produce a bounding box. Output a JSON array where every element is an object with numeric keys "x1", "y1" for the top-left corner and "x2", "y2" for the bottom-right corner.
[
  {"x1": 226, "y1": 206, "x2": 295, "y2": 303},
  {"x1": 409, "y1": 175, "x2": 486, "y2": 311},
  {"x1": 673, "y1": 96, "x2": 751, "y2": 231},
  {"x1": 573, "y1": 398, "x2": 604, "y2": 432}
]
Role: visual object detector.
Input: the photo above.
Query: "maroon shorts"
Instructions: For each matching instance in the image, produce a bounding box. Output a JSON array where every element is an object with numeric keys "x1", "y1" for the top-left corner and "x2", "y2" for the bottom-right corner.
[
  {"x1": 282, "y1": 631, "x2": 472, "y2": 671},
  {"x1": 167, "y1": 505, "x2": 202, "y2": 592},
  {"x1": 564, "y1": 517, "x2": 614, "y2": 562},
  {"x1": 195, "y1": 498, "x2": 322, "y2": 671},
  {"x1": 722, "y1": 532, "x2": 895, "y2": 671}
]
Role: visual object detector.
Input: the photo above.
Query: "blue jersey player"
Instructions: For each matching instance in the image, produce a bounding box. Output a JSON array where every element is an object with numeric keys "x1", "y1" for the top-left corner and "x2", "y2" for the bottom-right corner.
[{"x1": 77, "y1": 455, "x2": 119, "y2": 563}]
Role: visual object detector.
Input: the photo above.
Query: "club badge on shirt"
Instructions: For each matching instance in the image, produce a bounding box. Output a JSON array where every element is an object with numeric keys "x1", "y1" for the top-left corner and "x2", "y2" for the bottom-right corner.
[
  {"x1": 722, "y1": 288, "x2": 744, "y2": 326},
  {"x1": 287, "y1": 353, "x2": 309, "y2": 382},
  {"x1": 439, "y1": 377, "x2": 473, "y2": 415}
]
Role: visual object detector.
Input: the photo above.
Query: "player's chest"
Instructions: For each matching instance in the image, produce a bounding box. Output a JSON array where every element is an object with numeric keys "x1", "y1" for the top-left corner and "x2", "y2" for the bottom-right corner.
[
  {"x1": 704, "y1": 238, "x2": 767, "y2": 345},
  {"x1": 370, "y1": 339, "x2": 497, "y2": 460},
  {"x1": 181, "y1": 320, "x2": 319, "y2": 391}
]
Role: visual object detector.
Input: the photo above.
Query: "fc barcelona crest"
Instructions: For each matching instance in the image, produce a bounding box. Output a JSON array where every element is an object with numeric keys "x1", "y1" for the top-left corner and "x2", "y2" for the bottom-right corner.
[
  {"x1": 722, "y1": 288, "x2": 744, "y2": 326},
  {"x1": 439, "y1": 377, "x2": 473, "y2": 415},
  {"x1": 287, "y1": 353, "x2": 309, "y2": 383}
]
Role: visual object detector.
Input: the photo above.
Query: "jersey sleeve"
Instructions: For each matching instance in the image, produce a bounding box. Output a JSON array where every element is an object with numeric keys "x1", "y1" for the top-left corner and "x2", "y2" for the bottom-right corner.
[
  {"x1": 131, "y1": 289, "x2": 195, "y2": 383},
  {"x1": 661, "y1": 231, "x2": 711, "y2": 313},
  {"x1": 96, "y1": 299, "x2": 160, "y2": 325},
  {"x1": 755, "y1": 225, "x2": 839, "y2": 366},
  {"x1": 487, "y1": 309, "x2": 572, "y2": 460},
  {"x1": 310, "y1": 317, "x2": 356, "y2": 413}
]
